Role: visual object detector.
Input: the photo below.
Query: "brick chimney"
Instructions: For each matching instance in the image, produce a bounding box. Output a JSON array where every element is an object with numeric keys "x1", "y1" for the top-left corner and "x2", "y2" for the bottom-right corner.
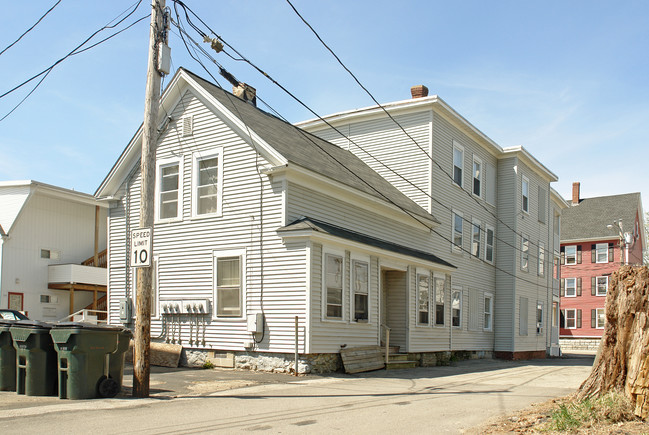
[
  {"x1": 411, "y1": 85, "x2": 429, "y2": 99},
  {"x1": 233, "y1": 83, "x2": 257, "y2": 106},
  {"x1": 572, "y1": 182, "x2": 580, "y2": 205}
]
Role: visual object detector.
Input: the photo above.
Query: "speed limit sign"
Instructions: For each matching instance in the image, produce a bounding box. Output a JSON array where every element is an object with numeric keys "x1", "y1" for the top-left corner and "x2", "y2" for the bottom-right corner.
[{"x1": 130, "y1": 227, "x2": 152, "y2": 267}]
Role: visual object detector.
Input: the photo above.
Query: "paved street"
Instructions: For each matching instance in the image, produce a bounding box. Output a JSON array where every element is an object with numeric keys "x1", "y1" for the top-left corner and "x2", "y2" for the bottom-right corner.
[{"x1": 0, "y1": 354, "x2": 594, "y2": 434}]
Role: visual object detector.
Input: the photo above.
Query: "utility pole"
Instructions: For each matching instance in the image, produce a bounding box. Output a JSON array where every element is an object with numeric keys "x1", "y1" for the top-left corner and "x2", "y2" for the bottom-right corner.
[{"x1": 134, "y1": 0, "x2": 166, "y2": 398}]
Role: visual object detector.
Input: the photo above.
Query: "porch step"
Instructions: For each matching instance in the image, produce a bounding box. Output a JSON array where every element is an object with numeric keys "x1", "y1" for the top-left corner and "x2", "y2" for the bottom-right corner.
[{"x1": 385, "y1": 352, "x2": 418, "y2": 370}]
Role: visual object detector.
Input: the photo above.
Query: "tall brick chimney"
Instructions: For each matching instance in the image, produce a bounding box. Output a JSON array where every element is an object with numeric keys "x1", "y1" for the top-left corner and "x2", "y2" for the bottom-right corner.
[
  {"x1": 572, "y1": 182, "x2": 580, "y2": 205},
  {"x1": 411, "y1": 85, "x2": 429, "y2": 99}
]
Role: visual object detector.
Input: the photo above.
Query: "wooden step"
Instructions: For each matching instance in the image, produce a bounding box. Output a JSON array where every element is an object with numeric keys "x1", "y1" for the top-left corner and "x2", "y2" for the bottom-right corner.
[
  {"x1": 387, "y1": 353, "x2": 410, "y2": 362},
  {"x1": 386, "y1": 360, "x2": 418, "y2": 370}
]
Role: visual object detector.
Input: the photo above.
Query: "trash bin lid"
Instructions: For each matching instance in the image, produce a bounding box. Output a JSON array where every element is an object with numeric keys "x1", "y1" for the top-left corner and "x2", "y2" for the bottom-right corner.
[
  {"x1": 11, "y1": 320, "x2": 54, "y2": 329},
  {"x1": 51, "y1": 321, "x2": 124, "y2": 332}
]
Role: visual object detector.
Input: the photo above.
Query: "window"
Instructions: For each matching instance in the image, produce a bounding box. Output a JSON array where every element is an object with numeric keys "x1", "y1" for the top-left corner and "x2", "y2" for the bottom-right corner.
[
  {"x1": 595, "y1": 308, "x2": 605, "y2": 329},
  {"x1": 451, "y1": 289, "x2": 461, "y2": 327},
  {"x1": 215, "y1": 253, "x2": 243, "y2": 317},
  {"x1": 471, "y1": 220, "x2": 481, "y2": 258},
  {"x1": 521, "y1": 175, "x2": 529, "y2": 213},
  {"x1": 595, "y1": 243, "x2": 608, "y2": 263},
  {"x1": 157, "y1": 159, "x2": 182, "y2": 221},
  {"x1": 434, "y1": 277, "x2": 445, "y2": 326},
  {"x1": 565, "y1": 309, "x2": 577, "y2": 329},
  {"x1": 596, "y1": 276, "x2": 608, "y2": 296},
  {"x1": 193, "y1": 150, "x2": 223, "y2": 217},
  {"x1": 353, "y1": 260, "x2": 369, "y2": 322},
  {"x1": 536, "y1": 302, "x2": 544, "y2": 334},
  {"x1": 472, "y1": 156, "x2": 482, "y2": 197},
  {"x1": 417, "y1": 273, "x2": 430, "y2": 325},
  {"x1": 40, "y1": 249, "x2": 60, "y2": 260},
  {"x1": 485, "y1": 225, "x2": 494, "y2": 264},
  {"x1": 565, "y1": 277, "x2": 577, "y2": 297},
  {"x1": 452, "y1": 211, "x2": 463, "y2": 252},
  {"x1": 521, "y1": 236, "x2": 529, "y2": 271},
  {"x1": 484, "y1": 293, "x2": 493, "y2": 331},
  {"x1": 453, "y1": 142, "x2": 464, "y2": 187},
  {"x1": 565, "y1": 245, "x2": 577, "y2": 265},
  {"x1": 538, "y1": 242, "x2": 545, "y2": 277},
  {"x1": 325, "y1": 254, "x2": 343, "y2": 320}
]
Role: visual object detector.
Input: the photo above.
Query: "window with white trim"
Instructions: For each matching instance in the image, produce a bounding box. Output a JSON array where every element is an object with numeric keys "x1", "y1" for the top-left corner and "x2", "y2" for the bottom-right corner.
[
  {"x1": 452, "y1": 289, "x2": 462, "y2": 327},
  {"x1": 484, "y1": 292, "x2": 493, "y2": 331},
  {"x1": 538, "y1": 242, "x2": 545, "y2": 277},
  {"x1": 471, "y1": 220, "x2": 481, "y2": 258},
  {"x1": 325, "y1": 253, "x2": 343, "y2": 320},
  {"x1": 452, "y1": 211, "x2": 463, "y2": 253},
  {"x1": 434, "y1": 276, "x2": 445, "y2": 326},
  {"x1": 565, "y1": 277, "x2": 576, "y2": 297},
  {"x1": 565, "y1": 245, "x2": 577, "y2": 265},
  {"x1": 352, "y1": 260, "x2": 369, "y2": 322},
  {"x1": 596, "y1": 276, "x2": 608, "y2": 296},
  {"x1": 521, "y1": 235, "x2": 529, "y2": 271},
  {"x1": 417, "y1": 273, "x2": 430, "y2": 325},
  {"x1": 522, "y1": 175, "x2": 529, "y2": 213},
  {"x1": 485, "y1": 225, "x2": 494, "y2": 264},
  {"x1": 565, "y1": 308, "x2": 577, "y2": 329},
  {"x1": 193, "y1": 150, "x2": 223, "y2": 217},
  {"x1": 453, "y1": 142, "x2": 464, "y2": 187},
  {"x1": 596, "y1": 243, "x2": 608, "y2": 263},
  {"x1": 596, "y1": 308, "x2": 605, "y2": 329},
  {"x1": 214, "y1": 251, "x2": 244, "y2": 318},
  {"x1": 536, "y1": 301, "x2": 544, "y2": 334},
  {"x1": 472, "y1": 155, "x2": 482, "y2": 197},
  {"x1": 157, "y1": 159, "x2": 182, "y2": 221}
]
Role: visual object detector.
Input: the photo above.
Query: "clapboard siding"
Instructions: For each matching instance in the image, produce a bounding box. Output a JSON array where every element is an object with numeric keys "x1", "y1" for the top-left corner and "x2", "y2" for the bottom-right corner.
[{"x1": 0, "y1": 184, "x2": 31, "y2": 233}]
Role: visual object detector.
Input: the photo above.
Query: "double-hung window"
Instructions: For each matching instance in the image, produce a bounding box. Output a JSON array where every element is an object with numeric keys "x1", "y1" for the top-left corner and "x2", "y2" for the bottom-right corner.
[
  {"x1": 417, "y1": 273, "x2": 430, "y2": 325},
  {"x1": 434, "y1": 276, "x2": 445, "y2": 326},
  {"x1": 565, "y1": 245, "x2": 577, "y2": 265},
  {"x1": 538, "y1": 242, "x2": 545, "y2": 276},
  {"x1": 157, "y1": 159, "x2": 182, "y2": 221},
  {"x1": 484, "y1": 293, "x2": 493, "y2": 331},
  {"x1": 472, "y1": 156, "x2": 482, "y2": 197},
  {"x1": 596, "y1": 308, "x2": 605, "y2": 329},
  {"x1": 193, "y1": 150, "x2": 223, "y2": 217},
  {"x1": 452, "y1": 211, "x2": 463, "y2": 253},
  {"x1": 565, "y1": 277, "x2": 577, "y2": 297},
  {"x1": 596, "y1": 276, "x2": 608, "y2": 296},
  {"x1": 522, "y1": 175, "x2": 529, "y2": 213},
  {"x1": 352, "y1": 260, "x2": 369, "y2": 322},
  {"x1": 536, "y1": 302, "x2": 544, "y2": 334},
  {"x1": 471, "y1": 220, "x2": 481, "y2": 258},
  {"x1": 325, "y1": 254, "x2": 343, "y2": 320},
  {"x1": 521, "y1": 235, "x2": 529, "y2": 271},
  {"x1": 595, "y1": 243, "x2": 608, "y2": 263},
  {"x1": 214, "y1": 251, "x2": 244, "y2": 317},
  {"x1": 451, "y1": 289, "x2": 462, "y2": 327},
  {"x1": 453, "y1": 142, "x2": 464, "y2": 187},
  {"x1": 565, "y1": 309, "x2": 577, "y2": 329},
  {"x1": 485, "y1": 225, "x2": 494, "y2": 264}
]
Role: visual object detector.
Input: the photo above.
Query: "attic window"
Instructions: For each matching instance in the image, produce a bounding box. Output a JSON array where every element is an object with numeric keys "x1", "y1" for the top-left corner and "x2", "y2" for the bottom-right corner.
[
  {"x1": 182, "y1": 116, "x2": 193, "y2": 137},
  {"x1": 40, "y1": 249, "x2": 60, "y2": 260}
]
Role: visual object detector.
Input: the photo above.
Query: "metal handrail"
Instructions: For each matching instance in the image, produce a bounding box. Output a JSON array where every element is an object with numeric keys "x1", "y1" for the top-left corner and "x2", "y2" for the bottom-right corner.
[
  {"x1": 381, "y1": 324, "x2": 391, "y2": 368},
  {"x1": 59, "y1": 309, "x2": 108, "y2": 324}
]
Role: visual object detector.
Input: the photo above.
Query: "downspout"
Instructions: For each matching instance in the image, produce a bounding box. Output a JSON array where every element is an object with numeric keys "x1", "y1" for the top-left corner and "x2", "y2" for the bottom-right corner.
[{"x1": 0, "y1": 228, "x2": 5, "y2": 308}]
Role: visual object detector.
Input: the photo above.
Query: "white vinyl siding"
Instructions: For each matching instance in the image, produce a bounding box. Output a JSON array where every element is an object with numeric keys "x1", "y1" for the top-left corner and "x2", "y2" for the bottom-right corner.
[
  {"x1": 486, "y1": 162, "x2": 496, "y2": 206},
  {"x1": 519, "y1": 297, "x2": 528, "y2": 336},
  {"x1": 538, "y1": 186, "x2": 546, "y2": 223}
]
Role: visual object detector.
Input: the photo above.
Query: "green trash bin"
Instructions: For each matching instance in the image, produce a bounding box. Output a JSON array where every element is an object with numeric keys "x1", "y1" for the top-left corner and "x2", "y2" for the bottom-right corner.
[
  {"x1": 50, "y1": 322, "x2": 126, "y2": 400},
  {"x1": 10, "y1": 320, "x2": 58, "y2": 396},
  {"x1": 0, "y1": 319, "x2": 17, "y2": 391},
  {"x1": 106, "y1": 328, "x2": 132, "y2": 395}
]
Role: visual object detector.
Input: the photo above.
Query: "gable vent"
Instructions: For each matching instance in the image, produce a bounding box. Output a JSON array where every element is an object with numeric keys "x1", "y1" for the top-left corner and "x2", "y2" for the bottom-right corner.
[{"x1": 182, "y1": 116, "x2": 193, "y2": 137}]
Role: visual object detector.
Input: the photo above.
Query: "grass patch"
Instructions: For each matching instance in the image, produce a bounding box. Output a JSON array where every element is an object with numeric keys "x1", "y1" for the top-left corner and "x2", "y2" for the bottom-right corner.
[
  {"x1": 544, "y1": 391, "x2": 636, "y2": 431},
  {"x1": 202, "y1": 359, "x2": 215, "y2": 369}
]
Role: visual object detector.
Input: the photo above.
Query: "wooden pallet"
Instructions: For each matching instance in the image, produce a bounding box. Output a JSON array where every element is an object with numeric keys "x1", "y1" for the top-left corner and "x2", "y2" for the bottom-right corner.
[{"x1": 340, "y1": 346, "x2": 385, "y2": 374}]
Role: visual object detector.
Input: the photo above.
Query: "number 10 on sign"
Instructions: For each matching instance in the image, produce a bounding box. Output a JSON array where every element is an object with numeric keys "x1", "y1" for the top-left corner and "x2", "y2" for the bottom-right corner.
[{"x1": 131, "y1": 227, "x2": 152, "y2": 267}]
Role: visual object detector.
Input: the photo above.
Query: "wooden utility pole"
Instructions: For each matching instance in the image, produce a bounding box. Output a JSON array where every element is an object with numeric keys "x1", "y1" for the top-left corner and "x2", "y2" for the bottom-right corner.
[{"x1": 133, "y1": 0, "x2": 166, "y2": 398}]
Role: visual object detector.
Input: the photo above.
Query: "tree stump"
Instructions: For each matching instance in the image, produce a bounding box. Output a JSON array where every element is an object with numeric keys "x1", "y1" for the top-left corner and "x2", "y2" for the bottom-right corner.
[{"x1": 576, "y1": 265, "x2": 649, "y2": 419}]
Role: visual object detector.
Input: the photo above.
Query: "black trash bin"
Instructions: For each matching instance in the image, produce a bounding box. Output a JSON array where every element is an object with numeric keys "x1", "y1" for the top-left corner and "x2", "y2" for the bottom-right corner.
[
  {"x1": 50, "y1": 322, "x2": 127, "y2": 400},
  {"x1": 0, "y1": 319, "x2": 17, "y2": 391},
  {"x1": 10, "y1": 320, "x2": 57, "y2": 396},
  {"x1": 106, "y1": 328, "x2": 132, "y2": 395}
]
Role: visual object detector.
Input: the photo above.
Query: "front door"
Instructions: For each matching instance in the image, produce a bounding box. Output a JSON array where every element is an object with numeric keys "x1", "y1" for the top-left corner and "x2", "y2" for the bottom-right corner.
[{"x1": 380, "y1": 268, "x2": 408, "y2": 351}]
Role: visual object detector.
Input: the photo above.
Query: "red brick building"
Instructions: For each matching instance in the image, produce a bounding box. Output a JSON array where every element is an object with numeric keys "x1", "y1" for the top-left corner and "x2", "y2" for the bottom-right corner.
[{"x1": 559, "y1": 183, "x2": 645, "y2": 350}]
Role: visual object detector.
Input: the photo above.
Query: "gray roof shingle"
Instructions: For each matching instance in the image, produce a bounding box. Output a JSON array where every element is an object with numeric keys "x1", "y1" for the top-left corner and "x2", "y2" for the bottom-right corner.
[{"x1": 561, "y1": 192, "x2": 641, "y2": 241}]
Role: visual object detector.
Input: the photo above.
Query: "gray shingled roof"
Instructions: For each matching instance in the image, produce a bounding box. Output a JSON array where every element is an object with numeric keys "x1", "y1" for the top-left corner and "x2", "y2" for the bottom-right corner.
[
  {"x1": 279, "y1": 217, "x2": 455, "y2": 268},
  {"x1": 183, "y1": 69, "x2": 439, "y2": 225},
  {"x1": 561, "y1": 192, "x2": 641, "y2": 241}
]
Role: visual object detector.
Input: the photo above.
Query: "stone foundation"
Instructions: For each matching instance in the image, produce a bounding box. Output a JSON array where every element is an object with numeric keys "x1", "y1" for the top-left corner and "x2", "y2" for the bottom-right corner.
[
  {"x1": 407, "y1": 350, "x2": 492, "y2": 367},
  {"x1": 560, "y1": 338, "x2": 601, "y2": 352}
]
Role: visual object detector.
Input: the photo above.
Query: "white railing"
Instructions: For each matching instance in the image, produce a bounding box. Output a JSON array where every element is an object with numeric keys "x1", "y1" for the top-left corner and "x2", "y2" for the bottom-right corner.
[
  {"x1": 59, "y1": 309, "x2": 108, "y2": 325},
  {"x1": 381, "y1": 324, "x2": 391, "y2": 367}
]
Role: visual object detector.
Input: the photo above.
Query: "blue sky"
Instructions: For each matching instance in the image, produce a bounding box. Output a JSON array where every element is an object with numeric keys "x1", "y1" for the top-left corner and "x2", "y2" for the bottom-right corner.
[{"x1": 1, "y1": 1, "x2": 648, "y2": 214}]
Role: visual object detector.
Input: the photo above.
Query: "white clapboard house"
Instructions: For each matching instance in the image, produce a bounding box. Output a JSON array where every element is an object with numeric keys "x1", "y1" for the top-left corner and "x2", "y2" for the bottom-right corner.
[
  {"x1": 298, "y1": 85, "x2": 566, "y2": 359},
  {"x1": 97, "y1": 69, "x2": 562, "y2": 372},
  {"x1": 0, "y1": 180, "x2": 108, "y2": 322}
]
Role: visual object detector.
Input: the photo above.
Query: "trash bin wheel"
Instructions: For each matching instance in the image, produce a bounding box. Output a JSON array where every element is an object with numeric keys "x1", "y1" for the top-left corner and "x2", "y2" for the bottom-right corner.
[{"x1": 97, "y1": 376, "x2": 119, "y2": 398}]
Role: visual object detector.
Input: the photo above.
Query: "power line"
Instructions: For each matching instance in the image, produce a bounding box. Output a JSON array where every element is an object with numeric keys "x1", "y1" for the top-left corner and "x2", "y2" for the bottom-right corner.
[{"x1": 0, "y1": 0, "x2": 62, "y2": 57}]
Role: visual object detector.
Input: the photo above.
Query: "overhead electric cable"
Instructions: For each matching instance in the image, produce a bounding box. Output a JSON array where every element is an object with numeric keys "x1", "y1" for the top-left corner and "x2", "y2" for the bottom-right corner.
[{"x1": 0, "y1": 0, "x2": 62, "y2": 57}]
